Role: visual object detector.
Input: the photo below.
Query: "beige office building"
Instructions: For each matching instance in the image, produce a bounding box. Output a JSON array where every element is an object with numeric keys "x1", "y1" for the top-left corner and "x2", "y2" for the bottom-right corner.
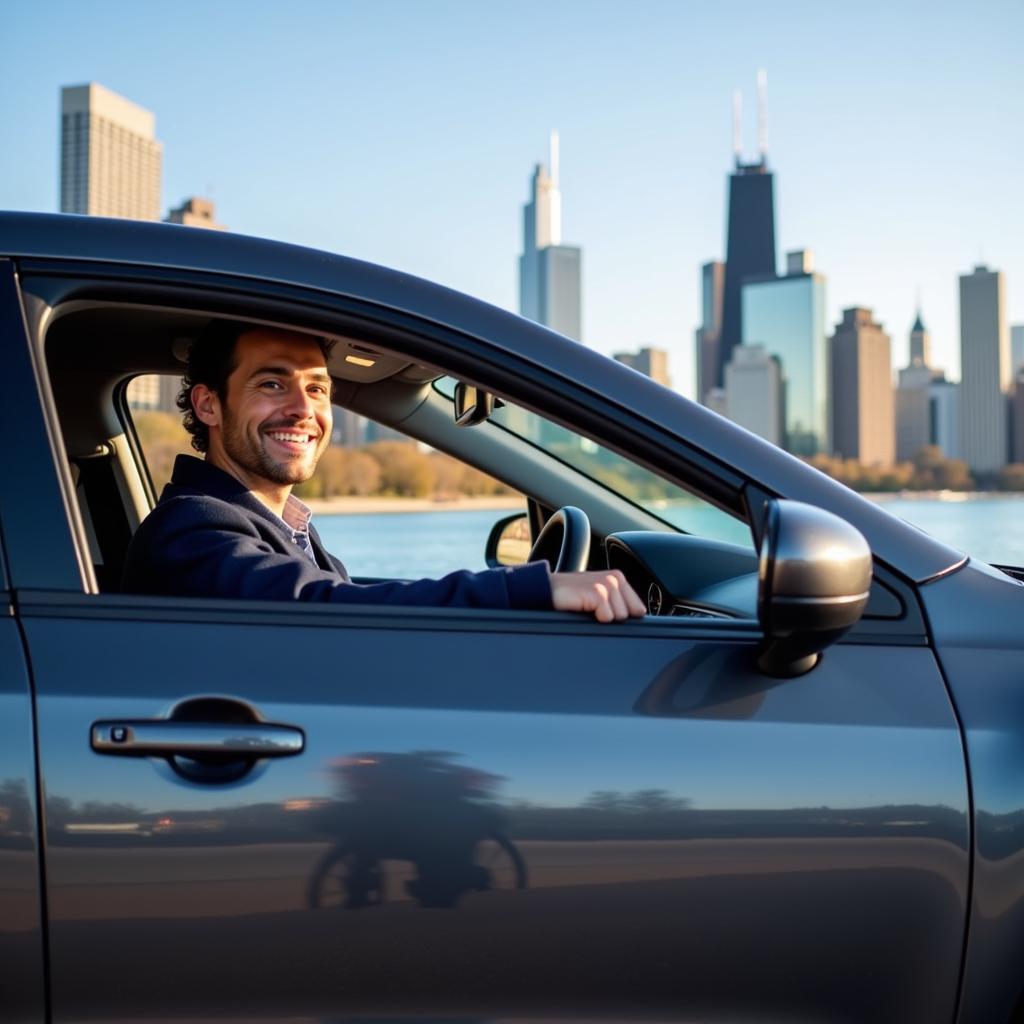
[
  {"x1": 613, "y1": 347, "x2": 672, "y2": 388},
  {"x1": 830, "y1": 308, "x2": 895, "y2": 466},
  {"x1": 60, "y1": 83, "x2": 162, "y2": 220},
  {"x1": 165, "y1": 197, "x2": 226, "y2": 230},
  {"x1": 958, "y1": 265, "x2": 1009, "y2": 473}
]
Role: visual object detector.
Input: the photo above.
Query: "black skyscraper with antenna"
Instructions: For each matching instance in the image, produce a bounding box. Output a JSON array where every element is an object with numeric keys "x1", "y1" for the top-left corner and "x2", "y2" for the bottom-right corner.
[{"x1": 715, "y1": 72, "x2": 777, "y2": 387}]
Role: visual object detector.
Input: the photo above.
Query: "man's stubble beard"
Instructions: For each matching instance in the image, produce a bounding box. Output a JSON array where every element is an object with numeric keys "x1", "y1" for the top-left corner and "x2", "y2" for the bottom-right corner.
[{"x1": 220, "y1": 407, "x2": 325, "y2": 486}]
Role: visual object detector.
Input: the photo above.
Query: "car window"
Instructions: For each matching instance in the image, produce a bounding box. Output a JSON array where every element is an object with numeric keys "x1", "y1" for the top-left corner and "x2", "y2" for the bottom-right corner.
[
  {"x1": 125, "y1": 374, "x2": 525, "y2": 579},
  {"x1": 126, "y1": 376, "x2": 195, "y2": 491},
  {"x1": 434, "y1": 377, "x2": 753, "y2": 550}
]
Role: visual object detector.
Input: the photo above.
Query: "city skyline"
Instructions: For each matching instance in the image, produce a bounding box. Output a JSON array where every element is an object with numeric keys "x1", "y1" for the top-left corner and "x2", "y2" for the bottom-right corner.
[{"x1": 2, "y1": 1, "x2": 1022, "y2": 399}]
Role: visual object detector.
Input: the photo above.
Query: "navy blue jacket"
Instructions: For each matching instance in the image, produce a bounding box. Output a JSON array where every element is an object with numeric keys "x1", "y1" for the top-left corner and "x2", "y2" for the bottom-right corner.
[{"x1": 121, "y1": 455, "x2": 553, "y2": 609}]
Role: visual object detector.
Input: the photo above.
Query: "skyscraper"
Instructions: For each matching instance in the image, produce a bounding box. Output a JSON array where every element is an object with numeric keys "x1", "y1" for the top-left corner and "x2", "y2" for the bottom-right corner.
[
  {"x1": 716, "y1": 74, "x2": 777, "y2": 385},
  {"x1": 695, "y1": 260, "x2": 724, "y2": 403},
  {"x1": 958, "y1": 265, "x2": 1010, "y2": 473},
  {"x1": 741, "y1": 249, "x2": 827, "y2": 455},
  {"x1": 929, "y1": 378, "x2": 961, "y2": 460},
  {"x1": 1011, "y1": 324, "x2": 1024, "y2": 375},
  {"x1": 60, "y1": 83, "x2": 162, "y2": 220},
  {"x1": 1011, "y1": 369, "x2": 1024, "y2": 464},
  {"x1": 909, "y1": 311, "x2": 931, "y2": 366},
  {"x1": 518, "y1": 132, "x2": 582, "y2": 341},
  {"x1": 614, "y1": 347, "x2": 671, "y2": 388},
  {"x1": 830, "y1": 307, "x2": 895, "y2": 466},
  {"x1": 724, "y1": 344, "x2": 784, "y2": 446},
  {"x1": 896, "y1": 310, "x2": 941, "y2": 462}
]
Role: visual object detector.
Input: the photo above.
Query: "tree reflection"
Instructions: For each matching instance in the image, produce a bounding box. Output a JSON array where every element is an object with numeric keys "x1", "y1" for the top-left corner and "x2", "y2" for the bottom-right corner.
[{"x1": 307, "y1": 750, "x2": 527, "y2": 910}]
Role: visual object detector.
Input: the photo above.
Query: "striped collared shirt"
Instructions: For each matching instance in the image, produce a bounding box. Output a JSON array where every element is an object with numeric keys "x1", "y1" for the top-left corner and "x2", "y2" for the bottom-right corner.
[{"x1": 270, "y1": 493, "x2": 317, "y2": 564}]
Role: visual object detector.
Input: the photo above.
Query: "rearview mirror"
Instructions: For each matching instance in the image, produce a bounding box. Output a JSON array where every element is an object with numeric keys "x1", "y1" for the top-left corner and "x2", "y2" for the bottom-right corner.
[
  {"x1": 757, "y1": 499, "x2": 873, "y2": 678},
  {"x1": 454, "y1": 382, "x2": 501, "y2": 427}
]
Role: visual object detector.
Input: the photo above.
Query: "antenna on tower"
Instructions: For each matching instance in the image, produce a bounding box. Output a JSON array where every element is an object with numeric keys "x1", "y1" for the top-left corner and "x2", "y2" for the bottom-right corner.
[
  {"x1": 732, "y1": 90, "x2": 743, "y2": 165},
  {"x1": 549, "y1": 130, "x2": 559, "y2": 188},
  {"x1": 757, "y1": 69, "x2": 768, "y2": 163}
]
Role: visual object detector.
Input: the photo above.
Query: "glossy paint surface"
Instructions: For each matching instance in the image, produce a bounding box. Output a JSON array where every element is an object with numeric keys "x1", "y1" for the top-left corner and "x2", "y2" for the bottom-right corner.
[
  {"x1": 24, "y1": 602, "x2": 969, "y2": 1022},
  {"x1": 920, "y1": 559, "x2": 1024, "y2": 1023},
  {"x1": 0, "y1": 618, "x2": 46, "y2": 1023}
]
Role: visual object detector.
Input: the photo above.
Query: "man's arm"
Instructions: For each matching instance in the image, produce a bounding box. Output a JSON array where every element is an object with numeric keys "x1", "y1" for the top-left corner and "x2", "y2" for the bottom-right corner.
[
  {"x1": 123, "y1": 495, "x2": 554, "y2": 609},
  {"x1": 124, "y1": 493, "x2": 644, "y2": 619}
]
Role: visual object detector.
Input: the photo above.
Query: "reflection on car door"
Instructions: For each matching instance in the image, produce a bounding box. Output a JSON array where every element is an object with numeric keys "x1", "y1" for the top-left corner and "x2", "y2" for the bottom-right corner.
[{"x1": 20, "y1": 595, "x2": 969, "y2": 1023}]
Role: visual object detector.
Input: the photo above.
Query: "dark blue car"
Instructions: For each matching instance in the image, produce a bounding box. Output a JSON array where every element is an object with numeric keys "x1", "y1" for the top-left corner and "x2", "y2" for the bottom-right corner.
[{"x1": 1, "y1": 211, "x2": 1022, "y2": 1023}]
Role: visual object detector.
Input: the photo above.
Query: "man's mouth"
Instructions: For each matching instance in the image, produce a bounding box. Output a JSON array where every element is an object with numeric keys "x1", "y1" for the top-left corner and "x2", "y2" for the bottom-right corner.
[{"x1": 266, "y1": 430, "x2": 318, "y2": 450}]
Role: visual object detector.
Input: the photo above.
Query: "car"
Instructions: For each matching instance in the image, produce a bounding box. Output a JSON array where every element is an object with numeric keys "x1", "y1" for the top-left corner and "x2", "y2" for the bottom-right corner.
[{"x1": 1, "y1": 210, "x2": 1022, "y2": 1023}]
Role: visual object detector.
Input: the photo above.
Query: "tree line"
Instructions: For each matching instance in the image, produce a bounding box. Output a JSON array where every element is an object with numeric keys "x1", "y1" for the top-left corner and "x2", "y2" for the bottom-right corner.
[
  {"x1": 134, "y1": 411, "x2": 1024, "y2": 499},
  {"x1": 806, "y1": 445, "x2": 1024, "y2": 492},
  {"x1": 132, "y1": 411, "x2": 515, "y2": 499}
]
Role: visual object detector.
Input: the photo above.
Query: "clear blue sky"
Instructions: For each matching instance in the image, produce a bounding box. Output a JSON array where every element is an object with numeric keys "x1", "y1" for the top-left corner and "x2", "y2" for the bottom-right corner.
[{"x1": 2, "y1": 0, "x2": 1022, "y2": 396}]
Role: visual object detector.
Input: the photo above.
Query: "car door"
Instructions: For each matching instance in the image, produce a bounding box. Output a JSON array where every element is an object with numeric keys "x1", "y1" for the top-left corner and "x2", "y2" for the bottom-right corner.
[
  {"x1": 0, "y1": 564, "x2": 47, "y2": 1024},
  {"x1": 18, "y1": 595, "x2": 970, "y2": 1024},
  {"x1": 4, "y1": 261, "x2": 971, "y2": 1023}
]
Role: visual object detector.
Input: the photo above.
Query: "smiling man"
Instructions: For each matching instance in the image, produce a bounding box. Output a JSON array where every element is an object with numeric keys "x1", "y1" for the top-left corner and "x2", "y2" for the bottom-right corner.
[{"x1": 122, "y1": 321, "x2": 645, "y2": 622}]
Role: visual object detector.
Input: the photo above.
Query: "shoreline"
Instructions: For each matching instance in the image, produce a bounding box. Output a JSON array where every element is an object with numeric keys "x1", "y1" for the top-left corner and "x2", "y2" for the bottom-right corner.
[
  {"x1": 305, "y1": 494, "x2": 525, "y2": 516},
  {"x1": 304, "y1": 489, "x2": 1024, "y2": 516},
  {"x1": 864, "y1": 490, "x2": 1024, "y2": 502}
]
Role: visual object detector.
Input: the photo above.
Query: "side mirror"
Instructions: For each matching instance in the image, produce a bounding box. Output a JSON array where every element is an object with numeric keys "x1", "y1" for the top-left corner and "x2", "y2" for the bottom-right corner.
[
  {"x1": 454, "y1": 382, "x2": 502, "y2": 427},
  {"x1": 757, "y1": 499, "x2": 872, "y2": 678},
  {"x1": 485, "y1": 512, "x2": 531, "y2": 567}
]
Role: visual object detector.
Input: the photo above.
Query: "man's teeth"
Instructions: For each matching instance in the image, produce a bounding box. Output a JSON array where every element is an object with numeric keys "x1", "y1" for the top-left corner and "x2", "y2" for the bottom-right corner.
[{"x1": 269, "y1": 432, "x2": 311, "y2": 444}]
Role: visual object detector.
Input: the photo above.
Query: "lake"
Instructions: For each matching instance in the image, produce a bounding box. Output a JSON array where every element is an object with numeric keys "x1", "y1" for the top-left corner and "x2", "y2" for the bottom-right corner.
[{"x1": 313, "y1": 494, "x2": 1024, "y2": 580}]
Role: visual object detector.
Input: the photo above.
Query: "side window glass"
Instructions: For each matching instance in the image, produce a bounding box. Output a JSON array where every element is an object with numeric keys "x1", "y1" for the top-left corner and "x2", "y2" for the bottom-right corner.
[
  {"x1": 436, "y1": 378, "x2": 753, "y2": 550},
  {"x1": 126, "y1": 376, "x2": 524, "y2": 580}
]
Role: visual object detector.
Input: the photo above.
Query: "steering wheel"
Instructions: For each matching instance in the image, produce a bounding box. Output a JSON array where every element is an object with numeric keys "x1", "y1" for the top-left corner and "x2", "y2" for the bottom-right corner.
[{"x1": 528, "y1": 506, "x2": 591, "y2": 573}]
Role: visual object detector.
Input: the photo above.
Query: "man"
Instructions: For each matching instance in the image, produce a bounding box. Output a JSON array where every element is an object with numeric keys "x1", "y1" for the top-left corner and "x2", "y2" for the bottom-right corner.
[{"x1": 123, "y1": 321, "x2": 645, "y2": 622}]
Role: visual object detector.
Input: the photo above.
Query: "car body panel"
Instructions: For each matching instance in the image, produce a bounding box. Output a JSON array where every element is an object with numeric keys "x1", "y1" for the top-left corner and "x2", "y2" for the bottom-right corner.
[
  {"x1": 0, "y1": 613, "x2": 48, "y2": 1024},
  {"x1": 21, "y1": 593, "x2": 968, "y2": 1022},
  {"x1": 920, "y1": 560, "x2": 1024, "y2": 1023}
]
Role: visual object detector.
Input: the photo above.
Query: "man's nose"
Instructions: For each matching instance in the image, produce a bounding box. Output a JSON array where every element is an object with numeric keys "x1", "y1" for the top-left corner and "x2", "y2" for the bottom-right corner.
[{"x1": 283, "y1": 385, "x2": 316, "y2": 419}]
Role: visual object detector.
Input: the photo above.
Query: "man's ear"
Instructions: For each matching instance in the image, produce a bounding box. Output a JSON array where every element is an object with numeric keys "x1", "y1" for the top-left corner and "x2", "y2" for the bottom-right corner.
[{"x1": 191, "y1": 384, "x2": 222, "y2": 429}]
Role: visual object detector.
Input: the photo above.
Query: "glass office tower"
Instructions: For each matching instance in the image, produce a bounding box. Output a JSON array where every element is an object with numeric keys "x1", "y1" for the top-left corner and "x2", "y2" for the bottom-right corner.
[
  {"x1": 741, "y1": 251, "x2": 828, "y2": 455},
  {"x1": 717, "y1": 160, "x2": 777, "y2": 385}
]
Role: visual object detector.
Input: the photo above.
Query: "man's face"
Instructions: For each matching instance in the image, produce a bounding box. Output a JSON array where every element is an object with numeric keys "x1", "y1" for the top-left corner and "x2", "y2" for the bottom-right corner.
[{"x1": 205, "y1": 329, "x2": 333, "y2": 489}]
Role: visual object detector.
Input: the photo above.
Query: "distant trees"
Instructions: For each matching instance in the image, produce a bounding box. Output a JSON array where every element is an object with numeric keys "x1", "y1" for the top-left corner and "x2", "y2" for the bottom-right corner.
[
  {"x1": 806, "y1": 446, "x2": 977, "y2": 492},
  {"x1": 130, "y1": 411, "x2": 515, "y2": 500},
  {"x1": 132, "y1": 409, "x2": 1024, "y2": 498},
  {"x1": 293, "y1": 441, "x2": 516, "y2": 500},
  {"x1": 132, "y1": 410, "x2": 194, "y2": 491}
]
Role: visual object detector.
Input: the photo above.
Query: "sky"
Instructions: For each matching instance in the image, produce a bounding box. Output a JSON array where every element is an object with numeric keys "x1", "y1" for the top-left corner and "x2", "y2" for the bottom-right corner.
[{"x1": 2, "y1": 0, "x2": 1022, "y2": 397}]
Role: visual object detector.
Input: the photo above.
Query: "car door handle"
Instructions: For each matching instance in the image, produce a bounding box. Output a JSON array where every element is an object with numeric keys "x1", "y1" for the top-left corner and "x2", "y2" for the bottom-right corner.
[{"x1": 90, "y1": 720, "x2": 305, "y2": 759}]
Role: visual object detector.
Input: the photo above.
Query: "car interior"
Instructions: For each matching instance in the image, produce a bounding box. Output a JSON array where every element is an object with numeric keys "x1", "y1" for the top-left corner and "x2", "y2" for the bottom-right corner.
[{"x1": 40, "y1": 299, "x2": 764, "y2": 617}]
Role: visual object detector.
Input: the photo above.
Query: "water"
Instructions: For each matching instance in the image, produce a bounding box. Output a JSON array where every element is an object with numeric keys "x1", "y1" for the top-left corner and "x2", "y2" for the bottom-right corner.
[
  {"x1": 864, "y1": 494, "x2": 1024, "y2": 567},
  {"x1": 313, "y1": 496, "x2": 1024, "y2": 580}
]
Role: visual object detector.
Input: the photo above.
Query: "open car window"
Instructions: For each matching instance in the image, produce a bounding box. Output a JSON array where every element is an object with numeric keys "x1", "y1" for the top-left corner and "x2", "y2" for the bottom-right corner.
[{"x1": 125, "y1": 374, "x2": 527, "y2": 580}]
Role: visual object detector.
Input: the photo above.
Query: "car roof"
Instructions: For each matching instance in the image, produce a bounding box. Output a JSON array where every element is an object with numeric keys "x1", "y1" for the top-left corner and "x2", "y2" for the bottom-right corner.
[{"x1": 0, "y1": 211, "x2": 966, "y2": 584}]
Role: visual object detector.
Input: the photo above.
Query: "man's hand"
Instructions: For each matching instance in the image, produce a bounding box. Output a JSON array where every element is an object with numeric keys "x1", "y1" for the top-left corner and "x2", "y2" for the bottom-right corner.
[{"x1": 550, "y1": 570, "x2": 646, "y2": 623}]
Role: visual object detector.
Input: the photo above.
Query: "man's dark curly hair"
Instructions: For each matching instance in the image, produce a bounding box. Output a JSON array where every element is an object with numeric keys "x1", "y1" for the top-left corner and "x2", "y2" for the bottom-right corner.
[{"x1": 177, "y1": 320, "x2": 334, "y2": 453}]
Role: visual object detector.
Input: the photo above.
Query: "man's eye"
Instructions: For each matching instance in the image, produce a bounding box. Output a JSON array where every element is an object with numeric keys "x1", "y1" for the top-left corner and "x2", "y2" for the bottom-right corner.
[{"x1": 259, "y1": 380, "x2": 284, "y2": 390}]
